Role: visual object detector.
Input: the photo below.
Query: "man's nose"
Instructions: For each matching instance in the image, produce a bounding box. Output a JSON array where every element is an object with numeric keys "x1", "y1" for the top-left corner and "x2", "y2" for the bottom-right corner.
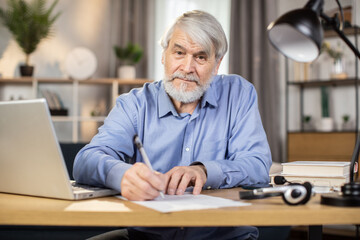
[{"x1": 181, "y1": 55, "x2": 195, "y2": 73}]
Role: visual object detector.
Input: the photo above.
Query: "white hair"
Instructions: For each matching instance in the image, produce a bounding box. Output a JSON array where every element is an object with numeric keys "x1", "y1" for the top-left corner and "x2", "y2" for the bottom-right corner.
[{"x1": 160, "y1": 10, "x2": 228, "y2": 61}]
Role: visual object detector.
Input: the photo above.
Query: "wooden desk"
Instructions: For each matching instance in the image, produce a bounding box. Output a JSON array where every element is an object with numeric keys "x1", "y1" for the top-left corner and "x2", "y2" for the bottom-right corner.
[{"x1": 1, "y1": 188, "x2": 359, "y2": 228}]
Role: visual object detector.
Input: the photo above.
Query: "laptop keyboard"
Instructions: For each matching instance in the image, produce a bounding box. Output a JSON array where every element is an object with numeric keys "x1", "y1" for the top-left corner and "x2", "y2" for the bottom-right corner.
[{"x1": 71, "y1": 181, "x2": 105, "y2": 192}]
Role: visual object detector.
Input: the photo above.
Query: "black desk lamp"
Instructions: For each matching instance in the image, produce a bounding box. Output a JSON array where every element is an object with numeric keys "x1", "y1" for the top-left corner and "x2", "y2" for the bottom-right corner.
[{"x1": 267, "y1": 0, "x2": 360, "y2": 207}]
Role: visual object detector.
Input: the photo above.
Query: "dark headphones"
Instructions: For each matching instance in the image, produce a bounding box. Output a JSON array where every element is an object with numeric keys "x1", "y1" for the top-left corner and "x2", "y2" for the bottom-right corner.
[{"x1": 239, "y1": 176, "x2": 313, "y2": 206}]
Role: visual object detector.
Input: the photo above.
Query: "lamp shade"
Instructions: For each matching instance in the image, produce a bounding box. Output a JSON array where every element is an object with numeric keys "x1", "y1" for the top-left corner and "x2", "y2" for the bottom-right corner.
[{"x1": 267, "y1": 8, "x2": 323, "y2": 62}]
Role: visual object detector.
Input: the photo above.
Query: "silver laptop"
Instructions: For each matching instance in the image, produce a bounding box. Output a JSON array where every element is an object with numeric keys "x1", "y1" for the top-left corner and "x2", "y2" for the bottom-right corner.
[{"x1": 0, "y1": 98, "x2": 118, "y2": 200}]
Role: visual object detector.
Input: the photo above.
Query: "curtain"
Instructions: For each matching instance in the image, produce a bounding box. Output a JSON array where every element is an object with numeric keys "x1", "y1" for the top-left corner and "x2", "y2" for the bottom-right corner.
[
  {"x1": 229, "y1": 0, "x2": 282, "y2": 162},
  {"x1": 109, "y1": 0, "x2": 154, "y2": 78}
]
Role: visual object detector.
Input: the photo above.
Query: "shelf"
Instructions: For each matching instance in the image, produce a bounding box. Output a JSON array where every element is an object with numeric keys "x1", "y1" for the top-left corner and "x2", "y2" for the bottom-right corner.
[
  {"x1": 77, "y1": 78, "x2": 152, "y2": 85},
  {"x1": 0, "y1": 77, "x2": 34, "y2": 84},
  {"x1": 285, "y1": 2, "x2": 359, "y2": 163},
  {"x1": 288, "y1": 78, "x2": 359, "y2": 88},
  {"x1": 78, "y1": 116, "x2": 106, "y2": 122},
  {"x1": 51, "y1": 116, "x2": 107, "y2": 122},
  {"x1": 0, "y1": 77, "x2": 152, "y2": 85},
  {"x1": 288, "y1": 130, "x2": 356, "y2": 134},
  {"x1": 52, "y1": 116, "x2": 74, "y2": 122},
  {"x1": 0, "y1": 77, "x2": 152, "y2": 143},
  {"x1": 324, "y1": 27, "x2": 359, "y2": 38}
]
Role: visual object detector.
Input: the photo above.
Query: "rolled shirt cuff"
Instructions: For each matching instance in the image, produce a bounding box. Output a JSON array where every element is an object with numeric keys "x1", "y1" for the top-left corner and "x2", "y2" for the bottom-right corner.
[{"x1": 105, "y1": 162, "x2": 132, "y2": 192}]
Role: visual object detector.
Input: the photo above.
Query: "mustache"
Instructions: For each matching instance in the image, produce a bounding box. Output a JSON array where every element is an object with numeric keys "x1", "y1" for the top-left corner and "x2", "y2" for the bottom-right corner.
[{"x1": 170, "y1": 71, "x2": 200, "y2": 84}]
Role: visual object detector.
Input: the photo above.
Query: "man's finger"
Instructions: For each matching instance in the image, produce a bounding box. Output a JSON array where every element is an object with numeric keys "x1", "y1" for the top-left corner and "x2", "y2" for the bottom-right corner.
[
  {"x1": 192, "y1": 176, "x2": 204, "y2": 195},
  {"x1": 137, "y1": 163, "x2": 166, "y2": 192},
  {"x1": 121, "y1": 163, "x2": 166, "y2": 200},
  {"x1": 165, "y1": 167, "x2": 183, "y2": 195},
  {"x1": 122, "y1": 169, "x2": 158, "y2": 200},
  {"x1": 175, "y1": 173, "x2": 193, "y2": 195}
]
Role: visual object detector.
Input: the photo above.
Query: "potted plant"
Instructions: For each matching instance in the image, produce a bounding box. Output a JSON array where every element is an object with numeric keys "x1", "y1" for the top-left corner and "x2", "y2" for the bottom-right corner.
[
  {"x1": 342, "y1": 114, "x2": 353, "y2": 131},
  {"x1": 0, "y1": 0, "x2": 61, "y2": 77},
  {"x1": 321, "y1": 41, "x2": 347, "y2": 79},
  {"x1": 319, "y1": 86, "x2": 333, "y2": 131},
  {"x1": 113, "y1": 42, "x2": 143, "y2": 79},
  {"x1": 302, "y1": 115, "x2": 314, "y2": 131}
]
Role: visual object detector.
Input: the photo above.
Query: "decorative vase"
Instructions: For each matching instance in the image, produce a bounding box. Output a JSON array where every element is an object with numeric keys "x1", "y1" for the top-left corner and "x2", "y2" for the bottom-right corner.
[
  {"x1": 330, "y1": 58, "x2": 347, "y2": 79},
  {"x1": 342, "y1": 121, "x2": 353, "y2": 131},
  {"x1": 319, "y1": 117, "x2": 334, "y2": 132},
  {"x1": 20, "y1": 65, "x2": 34, "y2": 77},
  {"x1": 303, "y1": 122, "x2": 314, "y2": 131},
  {"x1": 118, "y1": 65, "x2": 136, "y2": 79}
]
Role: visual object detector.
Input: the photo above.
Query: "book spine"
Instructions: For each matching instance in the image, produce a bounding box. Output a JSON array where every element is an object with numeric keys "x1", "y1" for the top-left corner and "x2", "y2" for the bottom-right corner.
[{"x1": 282, "y1": 166, "x2": 348, "y2": 177}]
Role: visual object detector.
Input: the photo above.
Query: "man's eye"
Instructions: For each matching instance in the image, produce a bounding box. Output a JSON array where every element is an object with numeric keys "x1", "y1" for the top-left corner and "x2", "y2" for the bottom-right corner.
[
  {"x1": 197, "y1": 55, "x2": 207, "y2": 62},
  {"x1": 176, "y1": 51, "x2": 183, "y2": 55}
]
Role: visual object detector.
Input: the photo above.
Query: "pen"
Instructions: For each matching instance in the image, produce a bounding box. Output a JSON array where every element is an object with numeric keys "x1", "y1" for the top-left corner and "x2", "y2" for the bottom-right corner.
[{"x1": 133, "y1": 134, "x2": 165, "y2": 198}]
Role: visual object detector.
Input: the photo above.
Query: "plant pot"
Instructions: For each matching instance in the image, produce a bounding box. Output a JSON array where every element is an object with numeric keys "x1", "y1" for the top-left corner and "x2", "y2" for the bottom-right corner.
[
  {"x1": 342, "y1": 121, "x2": 354, "y2": 131},
  {"x1": 330, "y1": 58, "x2": 347, "y2": 79},
  {"x1": 318, "y1": 117, "x2": 334, "y2": 132},
  {"x1": 303, "y1": 122, "x2": 315, "y2": 131},
  {"x1": 20, "y1": 65, "x2": 34, "y2": 77},
  {"x1": 117, "y1": 65, "x2": 136, "y2": 79}
]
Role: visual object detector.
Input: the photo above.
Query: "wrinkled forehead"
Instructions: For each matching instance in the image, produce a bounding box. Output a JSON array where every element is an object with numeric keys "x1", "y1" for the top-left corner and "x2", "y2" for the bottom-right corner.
[
  {"x1": 171, "y1": 25, "x2": 214, "y2": 57},
  {"x1": 168, "y1": 28, "x2": 211, "y2": 54}
]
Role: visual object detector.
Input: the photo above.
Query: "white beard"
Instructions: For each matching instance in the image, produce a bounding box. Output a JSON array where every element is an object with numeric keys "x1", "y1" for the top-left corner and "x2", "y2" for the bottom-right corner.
[{"x1": 163, "y1": 71, "x2": 213, "y2": 103}]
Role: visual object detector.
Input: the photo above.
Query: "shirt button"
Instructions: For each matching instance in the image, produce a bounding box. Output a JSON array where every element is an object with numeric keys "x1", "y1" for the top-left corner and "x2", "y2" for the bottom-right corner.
[{"x1": 185, "y1": 147, "x2": 190, "y2": 152}]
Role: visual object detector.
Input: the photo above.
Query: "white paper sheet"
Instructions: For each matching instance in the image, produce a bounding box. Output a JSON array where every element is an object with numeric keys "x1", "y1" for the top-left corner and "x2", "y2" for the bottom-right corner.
[
  {"x1": 65, "y1": 200, "x2": 131, "y2": 212},
  {"x1": 117, "y1": 193, "x2": 250, "y2": 213}
]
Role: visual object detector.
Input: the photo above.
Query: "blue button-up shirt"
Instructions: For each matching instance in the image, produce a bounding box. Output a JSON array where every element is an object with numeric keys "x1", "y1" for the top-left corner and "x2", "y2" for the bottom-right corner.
[
  {"x1": 74, "y1": 75, "x2": 271, "y2": 191},
  {"x1": 73, "y1": 74, "x2": 272, "y2": 240},
  {"x1": 74, "y1": 74, "x2": 271, "y2": 191}
]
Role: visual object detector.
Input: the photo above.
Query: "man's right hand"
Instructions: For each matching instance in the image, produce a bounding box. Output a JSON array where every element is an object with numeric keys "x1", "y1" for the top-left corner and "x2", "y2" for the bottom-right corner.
[{"x1": 120, "y1": 162, "x2": 167, "y2": 201}]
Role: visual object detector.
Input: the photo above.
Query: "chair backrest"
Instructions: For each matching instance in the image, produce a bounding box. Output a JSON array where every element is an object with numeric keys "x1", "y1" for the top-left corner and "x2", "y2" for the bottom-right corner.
[{"x1": 59, "y1": 143, "x2": 87, "y2": 180}]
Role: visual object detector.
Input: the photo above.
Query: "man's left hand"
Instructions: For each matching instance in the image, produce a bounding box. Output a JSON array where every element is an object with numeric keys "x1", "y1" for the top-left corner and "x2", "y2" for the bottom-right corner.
[{"x1": 165, "y1": 165, "x2": 207, "y2": 195}]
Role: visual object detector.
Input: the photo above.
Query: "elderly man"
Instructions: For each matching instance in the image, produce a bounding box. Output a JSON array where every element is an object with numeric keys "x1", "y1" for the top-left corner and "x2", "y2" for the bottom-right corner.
[{"x1": 74, "y1": 10, "x2": 272, "y2": 240}]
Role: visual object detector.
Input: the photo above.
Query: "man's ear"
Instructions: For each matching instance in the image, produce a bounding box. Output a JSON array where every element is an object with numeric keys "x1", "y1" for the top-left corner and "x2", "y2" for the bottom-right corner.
[
  {"x1": 213, "y1": 57, "x2": 223, "y2": 75},
  {"x1": 161, "y1": 53, "x2": 165, "y2": 65}
]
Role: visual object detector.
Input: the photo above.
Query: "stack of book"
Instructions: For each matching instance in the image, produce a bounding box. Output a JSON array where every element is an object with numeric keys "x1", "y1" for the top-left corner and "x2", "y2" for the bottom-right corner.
[
  {"x1": 270, "y1": 161, "x2": 354, "y2": 190},
  {"x1": 41, "y1": 90, "x2": 68, "y2": 116}
]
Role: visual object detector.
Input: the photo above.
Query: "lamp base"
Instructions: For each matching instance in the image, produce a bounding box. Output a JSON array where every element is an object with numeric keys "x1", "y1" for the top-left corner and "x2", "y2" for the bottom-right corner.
[{"x1": 321, "y1": 182, "x2": 360, "y2": 207}]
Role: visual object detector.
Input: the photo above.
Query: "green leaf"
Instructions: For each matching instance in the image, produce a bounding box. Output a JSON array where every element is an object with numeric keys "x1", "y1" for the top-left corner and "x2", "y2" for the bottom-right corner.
[
  {"x1": 0, "y1": 0, "x2": 61, "y2": 65},
  {"x1": 113, "y1": 42, "x2": 143, "y2": 65},
  {"x1": 321, "y1": 87, "x2": 330, "y2": 118}
]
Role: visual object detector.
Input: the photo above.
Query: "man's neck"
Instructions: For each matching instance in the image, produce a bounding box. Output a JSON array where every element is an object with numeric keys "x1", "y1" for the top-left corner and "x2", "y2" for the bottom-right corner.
[{"x1": 171, "y1": 98, "x2": 199, "y2": 115}]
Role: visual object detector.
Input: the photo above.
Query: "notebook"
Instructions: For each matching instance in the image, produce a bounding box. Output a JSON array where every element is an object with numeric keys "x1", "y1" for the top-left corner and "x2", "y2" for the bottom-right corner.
[{"x1": 0, "y1": 98, "x2": 118, "y2": 200}]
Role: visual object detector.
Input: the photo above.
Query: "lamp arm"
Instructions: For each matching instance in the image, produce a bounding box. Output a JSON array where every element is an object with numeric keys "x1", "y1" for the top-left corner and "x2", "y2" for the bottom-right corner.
[
  {"x1": 305, "y1": 0, "x2": 324, "y2": 15},
  {"x1": 320, "y1": 13, "x2": 360, "y2": 60}
]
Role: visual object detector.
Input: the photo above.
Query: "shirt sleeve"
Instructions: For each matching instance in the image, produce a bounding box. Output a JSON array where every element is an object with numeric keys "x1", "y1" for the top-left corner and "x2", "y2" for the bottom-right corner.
[
  {"x1": 199, "y1": 83, "x2": 272, "y2": 189},
  {"x1": 72, "y1": 95, "x2": 137, "y2": 192}
]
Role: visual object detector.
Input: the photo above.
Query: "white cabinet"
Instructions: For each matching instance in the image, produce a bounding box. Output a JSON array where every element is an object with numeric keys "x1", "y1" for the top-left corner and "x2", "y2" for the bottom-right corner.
[{"x1": 0, "y1": 77, "x2": 151, "y2": 143}]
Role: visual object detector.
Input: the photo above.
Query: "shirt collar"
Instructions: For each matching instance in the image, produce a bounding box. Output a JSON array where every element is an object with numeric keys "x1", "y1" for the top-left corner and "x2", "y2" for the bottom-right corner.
[
  {"x1": 200, "y1": 78, "x2": 218, "y2": 108},
  {"x1": 158, "y1": 82, "x2": 179, "y2": 118}
]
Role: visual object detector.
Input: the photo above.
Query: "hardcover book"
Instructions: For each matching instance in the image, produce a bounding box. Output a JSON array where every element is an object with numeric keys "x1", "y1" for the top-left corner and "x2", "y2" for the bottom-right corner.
[
  {"x1": 281, "y1": 161, "x2": 351, "y2": 177},
  {"x1": 270, "y1": 173, "x2": 349, "y2": 187}
]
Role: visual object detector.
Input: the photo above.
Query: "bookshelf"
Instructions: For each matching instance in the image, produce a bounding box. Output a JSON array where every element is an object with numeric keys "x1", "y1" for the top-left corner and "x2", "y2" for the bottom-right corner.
[
  {"x1": 0, "y1": 77, "x2": 152, "y2": 143},
  {"x1": 285, "y1": 27, "x2": 359, "y2": 163}
]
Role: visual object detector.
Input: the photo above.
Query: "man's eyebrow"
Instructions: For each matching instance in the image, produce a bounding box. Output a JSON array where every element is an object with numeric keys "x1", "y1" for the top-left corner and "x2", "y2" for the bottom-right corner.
[
  {"x1": 173, "y1": 43, "x2": 207, "y2": 56},
  {"x1": 173, "y1": 43, "x2": 186, "y2": 50},
  {"x1": 194, "y1": 50, "x2": 207, "y2": 56}
]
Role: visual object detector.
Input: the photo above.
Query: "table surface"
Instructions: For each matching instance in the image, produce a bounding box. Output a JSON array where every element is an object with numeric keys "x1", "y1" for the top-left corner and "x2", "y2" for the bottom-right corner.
[{"x1": 1, "y1": 188, "x2": 360, "y2": 227}]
